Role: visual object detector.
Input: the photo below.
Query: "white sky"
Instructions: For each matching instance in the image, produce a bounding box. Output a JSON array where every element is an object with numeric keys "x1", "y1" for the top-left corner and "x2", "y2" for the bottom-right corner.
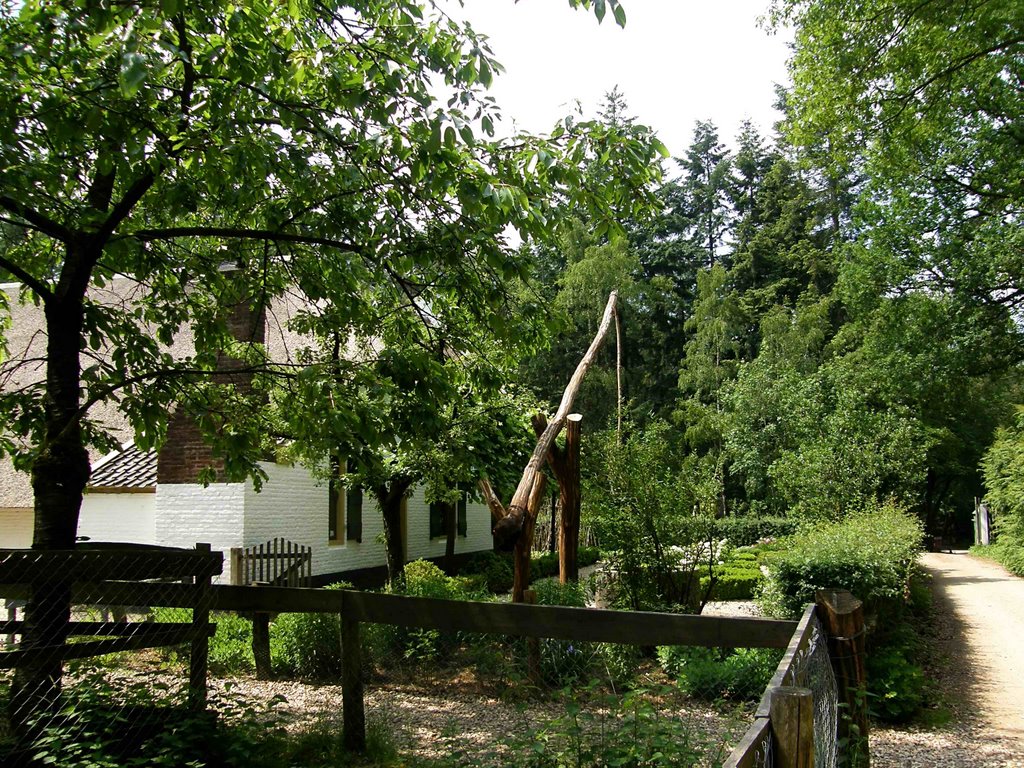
[{"x1": 439, "y1": 0, "x2": 794, "y2": 159}]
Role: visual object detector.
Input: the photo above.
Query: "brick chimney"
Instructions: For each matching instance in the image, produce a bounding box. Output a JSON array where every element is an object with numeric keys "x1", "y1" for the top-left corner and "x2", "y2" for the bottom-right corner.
[{"x1": 157, "y1": 264, "x2": 266, "y2": 484}]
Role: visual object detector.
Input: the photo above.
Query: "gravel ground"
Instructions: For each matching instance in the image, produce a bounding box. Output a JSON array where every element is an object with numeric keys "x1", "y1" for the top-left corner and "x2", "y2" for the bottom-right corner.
[
  {"x1": 870, "y1": 552, "x2": 1024, "y2": 768},
  {"x1": 203, "y1": 672, "x2": 745, "y2": 765}
]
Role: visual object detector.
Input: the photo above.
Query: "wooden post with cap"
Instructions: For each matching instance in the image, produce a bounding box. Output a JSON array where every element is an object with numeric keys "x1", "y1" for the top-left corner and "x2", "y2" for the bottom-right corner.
[{"x1": 816, "y1": 589, "x2": 869, "y2": 768}]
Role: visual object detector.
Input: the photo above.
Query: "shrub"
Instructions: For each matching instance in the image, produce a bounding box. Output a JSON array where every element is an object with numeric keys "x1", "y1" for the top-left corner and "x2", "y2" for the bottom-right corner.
[
  {"x1": 463, "y1": 551, "x2": 514, "y2": 593},
  {"x1": 758, "y1": 502, "x2": 923, "y2": 620},
  {"x1": 865, "y1": 624, "x2": 926, "y2": 723},
  {"x1": 657, "y1": 646, "x2": 782, "y2": 703},
  {"x1": 271, "y1": 582, "x2": 350, "y2": 680},
  {"x1": 208, "y1": 611, "x2": 255, "y2": 675},
  {"x1": 364, "y1": 561, "x2": 488, "y2": 665}
]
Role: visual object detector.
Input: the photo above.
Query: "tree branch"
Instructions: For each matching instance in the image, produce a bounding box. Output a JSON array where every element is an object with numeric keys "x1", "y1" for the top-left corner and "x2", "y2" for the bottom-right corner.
[
  {"x1": 127, "y1": 227, "x2": 363, "y2": 254},
  {"x1": 0, "y1": 196, "x2": 74, "y2": 243},
  {"x1": 0, "y1": 254, "x2": 53, "y2": 301}
]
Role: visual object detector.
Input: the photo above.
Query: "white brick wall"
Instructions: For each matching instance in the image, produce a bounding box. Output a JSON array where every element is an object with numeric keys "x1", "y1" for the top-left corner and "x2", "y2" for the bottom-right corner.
[
  {"x1": 79, "y1": 492, "x2": 157, "y2": 545},
  {"x1": 242, "y1": 461, "x2": 494, "y2": 581},
  {"x1": 155, "y1": 483, "x2": 245, "y2": 582},
  {"x1": 0, "y1": 509, "x2": 32, "y2": 548}
]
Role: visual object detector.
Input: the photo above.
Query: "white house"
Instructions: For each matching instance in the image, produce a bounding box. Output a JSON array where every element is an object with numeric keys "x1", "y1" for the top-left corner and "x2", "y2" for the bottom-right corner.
[{"x1": 0, "y1": 278, "x2": 496, "y2": 583}]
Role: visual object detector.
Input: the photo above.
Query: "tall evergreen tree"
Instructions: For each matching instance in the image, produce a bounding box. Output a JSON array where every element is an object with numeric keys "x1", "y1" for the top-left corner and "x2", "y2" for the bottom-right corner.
[{"x1": 678, "y1": 121, "x2": 732, "y2": 268}]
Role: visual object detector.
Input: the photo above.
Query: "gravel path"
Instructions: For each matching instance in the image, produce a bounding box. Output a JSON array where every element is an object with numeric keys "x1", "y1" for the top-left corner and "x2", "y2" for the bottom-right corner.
[{"x1": 871, "y1": 551, "x2": 1024, "y2": 767}]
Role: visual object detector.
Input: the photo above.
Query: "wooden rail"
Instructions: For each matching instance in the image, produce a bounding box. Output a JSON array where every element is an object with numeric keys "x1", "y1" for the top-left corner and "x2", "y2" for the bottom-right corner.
[
  {"x1": 2, "y1": 558, "x2": 819, "y2": 759},
  {"x1": 0, "y1": 544, "x2": 222, "y2": 712}
]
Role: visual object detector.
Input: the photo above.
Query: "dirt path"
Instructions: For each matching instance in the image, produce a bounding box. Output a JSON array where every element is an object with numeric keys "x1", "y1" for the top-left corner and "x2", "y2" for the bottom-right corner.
[{"x1": 885, "y1": 551, "x2": 1024, "y2": 765}]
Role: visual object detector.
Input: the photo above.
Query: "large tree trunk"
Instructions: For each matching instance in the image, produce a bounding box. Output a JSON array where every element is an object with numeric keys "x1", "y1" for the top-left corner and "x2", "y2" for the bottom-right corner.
[
  {"x1": 12, "y1": 283, "x2": 92, "y2": 741},
  {"x1": 376, "y1": 480, "x2": 412, "y2": 586}
]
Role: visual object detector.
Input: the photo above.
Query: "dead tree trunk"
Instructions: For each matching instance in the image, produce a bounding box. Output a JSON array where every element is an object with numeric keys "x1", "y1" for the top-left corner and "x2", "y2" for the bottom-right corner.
[
  {"x1": 490, "y1": 292, "x2": 617, "y2": 601},
  {"x1": 532, "y1": 413, "x2": 582, "y2": 583}
]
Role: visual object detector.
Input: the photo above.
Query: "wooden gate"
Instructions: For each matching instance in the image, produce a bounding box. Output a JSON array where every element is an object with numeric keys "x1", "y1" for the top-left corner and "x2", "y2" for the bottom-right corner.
[{"x1": 230, "y1": 538, "x2": 312, "y2": 587}]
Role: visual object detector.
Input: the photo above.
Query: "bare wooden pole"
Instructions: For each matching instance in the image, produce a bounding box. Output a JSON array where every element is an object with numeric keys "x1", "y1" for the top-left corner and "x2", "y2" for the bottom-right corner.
[
  {"x1": 561, "y1": 414, "x2": 582, "y2": 583},
  {"x1": 614, "y1": 304, "x2": 623, "y2": 441},
  {"x1": 531, "y1": 411, "x2": 583, "y2": 582},
  {"x1": 769, "y1": 686, "x2": 814, "y2": 768}
]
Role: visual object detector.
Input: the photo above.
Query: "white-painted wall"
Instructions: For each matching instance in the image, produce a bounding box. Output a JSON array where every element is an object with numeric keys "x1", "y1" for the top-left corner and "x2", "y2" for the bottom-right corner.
[
  {"x1": 0, "y1": 509, "x2": 32, "y2": 548},
  {"x1": 241, "y1": 461, "x2": 493, "y2": 582},
  {"x1": 242, "y1": 461, "x2": 386, "y2": 580},
  {"x1": 79, "y1": 492, "x2": 157, "y2": 545},
  {"x1": 155, "y1": 483, "x2": 246, "y2": 582}
]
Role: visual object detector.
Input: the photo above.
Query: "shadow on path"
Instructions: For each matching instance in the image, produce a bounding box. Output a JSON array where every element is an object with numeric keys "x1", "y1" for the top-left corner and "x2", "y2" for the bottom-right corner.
[{"x1": 872, "y1": 552, "x2": 1024, "y2": 767}]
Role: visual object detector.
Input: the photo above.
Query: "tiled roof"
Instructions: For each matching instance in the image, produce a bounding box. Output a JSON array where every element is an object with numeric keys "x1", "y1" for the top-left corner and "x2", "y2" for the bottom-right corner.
[{"x1": 88, "y1": 444, "x2": 157, "y2": 490}]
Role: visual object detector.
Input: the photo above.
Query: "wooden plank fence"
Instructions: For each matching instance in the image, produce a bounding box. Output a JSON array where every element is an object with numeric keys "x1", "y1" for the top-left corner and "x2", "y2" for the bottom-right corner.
[
  {"x1": 0, "y1": 546, "x2": 865, "y2": 767},
  {"x1": 229, "y1": 538, "x2": 311, "y2": 587}
]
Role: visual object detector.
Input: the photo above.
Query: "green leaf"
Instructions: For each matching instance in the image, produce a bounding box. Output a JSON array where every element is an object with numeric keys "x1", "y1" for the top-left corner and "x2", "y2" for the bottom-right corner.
[
  {"x1": 594, "y1": 0, "x2": 606, "y2": 23},
  {"x1": 119, "y1": 52, "x2": 148, "y2": 98},
  {"x1": 612, "y1": 2, "x2": 626, "y2": 27}
]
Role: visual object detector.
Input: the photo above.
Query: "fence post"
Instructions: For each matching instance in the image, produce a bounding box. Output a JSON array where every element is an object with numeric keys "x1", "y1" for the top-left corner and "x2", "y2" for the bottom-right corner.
[
  {"x1": 189, "y1": 543, "x2": 212, "y2": 712},
  {"x1": 229, "y1": 548, "x2": 242, "y2": 586},
  {"x1": 524, "y1": 589, "x2": 541, "y2": 683},
  {"x1": 341, "y1": 592, "x2": 365, "y2": 752},
  {"x1": 816, "y1": 589, "x2": 869, "y2": 768},
  {"x1": 252, "y1": 611, "x2": 272, "y2": 680},
  {"x1": 769, "y1": 686, "x2": 814, "y2": 768}
]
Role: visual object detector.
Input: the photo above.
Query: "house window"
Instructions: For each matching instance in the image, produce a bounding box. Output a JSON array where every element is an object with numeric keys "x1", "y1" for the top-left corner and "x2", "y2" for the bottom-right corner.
[
  {"x1": 429, "y1": 501, "x2": 445, "y2": 540},
  {"x1": 345, "y1": 458, "x2": 362, "y2": 543},
  {"x1": 429, "y1": 492, "x2": 468, "y2": 539},
  {"x1": 329, "y1": 456, "x2": 363, "y2": 544}
]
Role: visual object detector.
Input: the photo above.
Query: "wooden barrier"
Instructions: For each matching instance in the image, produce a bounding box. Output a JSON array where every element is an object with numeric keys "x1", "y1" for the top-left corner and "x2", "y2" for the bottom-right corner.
[
  {"x1": 816, "y1": 589, "x2": 869, "y2": 768},
  {"x1": 2, "y1": 567, "x2": 804, "y2": 753},
  {"x1": 230, "y1": 538, "x2": 312, "y2": 587},
  {"x1": 769, "y1": 686, "x2": 814, "y2": 768},
  {"x1": 0, "y1": 544, "x2": 222, "y2": 713}
]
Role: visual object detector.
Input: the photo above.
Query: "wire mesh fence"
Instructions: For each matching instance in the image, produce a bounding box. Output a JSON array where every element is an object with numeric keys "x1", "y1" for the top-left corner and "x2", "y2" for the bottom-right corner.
[
  {"x1": 0, "y1": 546, "x2": 839, "y2": 767},
  {"x1": 0, "y1": 545, "x2": 219, "y2": 766}
]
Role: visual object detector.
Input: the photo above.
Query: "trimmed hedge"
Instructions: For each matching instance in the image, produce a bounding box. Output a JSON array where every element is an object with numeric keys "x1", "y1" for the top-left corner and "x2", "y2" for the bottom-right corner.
[
  {"x1": 759, "y1": 503, "x2": 923, "y2": 619},
  {"x1": 700, "y1": 568, "x2": 763, "y2": 601},
  {"x1": 677, "y1": 516, "x2": 801, "y2": 548},
  {"x1": 462, "y1": 547, "x2": 600, "y2": 594}
]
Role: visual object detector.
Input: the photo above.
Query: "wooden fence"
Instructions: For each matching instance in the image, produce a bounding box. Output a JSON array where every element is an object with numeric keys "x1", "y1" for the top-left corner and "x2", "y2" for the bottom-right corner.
[
  {"x1": 0, "y1": 544, "x2": 222, "y2": 712},
  {"x1": 0, "y1": 546, "x2": 865, "y2": 767},
  {"x1": 724, "y1": 591, "x2": 867, "y2": 768},
  {"x1": 229, "y1": 538, "x2": 311, "y2": 587}
]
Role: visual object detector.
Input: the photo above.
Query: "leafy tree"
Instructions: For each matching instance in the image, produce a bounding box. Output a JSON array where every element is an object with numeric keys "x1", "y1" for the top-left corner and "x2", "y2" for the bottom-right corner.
[
  {"x1": 771, "y1": 0, "x2": 1024, "y2": 359},
  {"x1": 0, "y1": 0, "x2": 661, "y2": 548},
  {"x1": 982, "y1": 408, "x2": 1024, "y2": 546},
  {"x1": 675, "y1": 265, "x2": 743, "y2": 515},
  {"x1": 727, "y1": 121, "x2": 776, "y2": 253},
  {"x1": 0, "y1": 0, "x2": 661, "y2": 731}
]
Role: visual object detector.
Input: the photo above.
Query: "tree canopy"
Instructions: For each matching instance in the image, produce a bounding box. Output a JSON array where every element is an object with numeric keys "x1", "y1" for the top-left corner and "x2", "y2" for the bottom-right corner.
[{"x1": 0, "y1": 0, "x2": 663, "y2": 547}]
